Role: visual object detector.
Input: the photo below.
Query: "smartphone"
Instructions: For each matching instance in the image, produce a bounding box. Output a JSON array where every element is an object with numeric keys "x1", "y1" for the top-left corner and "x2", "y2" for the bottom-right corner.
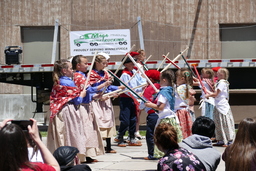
[{"x1": 11, "y1": 120, "x2": 33, "y2": 130}]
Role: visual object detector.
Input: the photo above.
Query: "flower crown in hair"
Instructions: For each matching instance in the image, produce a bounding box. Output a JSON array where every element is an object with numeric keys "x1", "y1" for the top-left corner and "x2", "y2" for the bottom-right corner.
[{"x1": 184, "y1": 71, "x2": 190, "y2": 77}]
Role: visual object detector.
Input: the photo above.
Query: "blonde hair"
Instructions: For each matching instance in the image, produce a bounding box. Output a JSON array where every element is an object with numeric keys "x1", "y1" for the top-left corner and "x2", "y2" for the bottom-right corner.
[
  {"x1": 137, "y1": 49, "x2": 145, "y2": 54},
  {"x1": 52, "y1": 59, "x2": 70, "y2": 84},
  {"x1": 175, "y1": 68, "x2": 193, "y2": 99},
  {"x1": 201, "y1": 68, "x2": 214, "y2": 80},
  {"x1": 93, "y1": 55, "x2": 106, "y2": 69},
  {"x1": 218, "y1": 68, "x2": 229, "y2": 80}
]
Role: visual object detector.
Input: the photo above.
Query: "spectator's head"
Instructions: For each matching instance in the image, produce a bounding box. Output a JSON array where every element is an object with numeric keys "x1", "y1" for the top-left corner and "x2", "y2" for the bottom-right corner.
[
  {"x1": 192, "y1": 116, "x2": 215, "y2": 138},
  {"x1": 0, "y1": 123, "x2": 33, "y2": 171},
  {"x1": 154, "y1": 123, "x2": 179, "y2": 153},
  {"x1": 53, "y1": 146, "x2": 79, "y2": 166},
  {"x1": 225, "y1": 118, "x2": 256, "y2": 171},
  {"x1": 235, "y1": 118, "x2": 256, "y2": 144}
]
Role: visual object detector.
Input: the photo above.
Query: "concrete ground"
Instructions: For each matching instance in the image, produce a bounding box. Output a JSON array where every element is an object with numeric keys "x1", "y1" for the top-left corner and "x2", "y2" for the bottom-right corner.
[{"x1": 43, "y1": 137, "x2": 226, "y2": 171}]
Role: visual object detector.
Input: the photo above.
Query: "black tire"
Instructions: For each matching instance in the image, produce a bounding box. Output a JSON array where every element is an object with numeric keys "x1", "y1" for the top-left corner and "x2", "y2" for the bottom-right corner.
[
  {"x1": 119, "y1": 42, "x2": 123, "y2": 45},
  {"x1": 90, "y1": 43, "x2": 94, "y2": 46},
  {"x1": 76, "y1": 43, "x2": 81, "y2": 47},
  {"x1": 123, "y1": 42, "x2": 127, "y2": 45}
]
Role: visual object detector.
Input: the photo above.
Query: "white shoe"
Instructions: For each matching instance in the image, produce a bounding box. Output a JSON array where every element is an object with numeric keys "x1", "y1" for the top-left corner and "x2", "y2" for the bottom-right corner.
[{"x1": 134, "y1": 131, "x2": 142, "y2": 140}]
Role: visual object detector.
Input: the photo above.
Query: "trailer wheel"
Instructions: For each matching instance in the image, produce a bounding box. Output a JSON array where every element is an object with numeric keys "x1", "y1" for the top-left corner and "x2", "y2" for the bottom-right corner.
[
  {"x1": 119, "y1": 42, "x2": 123, "y2": 45},
  {"x1": 123, "y1": 42, "x2": 127, "y2": 45},
  {"x1": 76, "y1": 43, "x2": 81, "y2": 47},
  {"x1": 94, "y1": 43, "x2": 98, "y2": 46},
  {"x1": 90, "y1": 43, "x2": 94, "y2": 46}
]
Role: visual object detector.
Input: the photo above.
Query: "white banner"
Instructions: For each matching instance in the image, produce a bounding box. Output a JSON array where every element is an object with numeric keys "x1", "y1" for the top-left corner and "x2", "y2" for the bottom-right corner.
[{"x1": 70, "y1": 29, "x2": 131, "y2": 56}]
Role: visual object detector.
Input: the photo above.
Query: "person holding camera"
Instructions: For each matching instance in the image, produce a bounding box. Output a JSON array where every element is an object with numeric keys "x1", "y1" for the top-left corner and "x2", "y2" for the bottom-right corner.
[{"x1": 0, "y1": 118, "x2": 60, "y2": 171}]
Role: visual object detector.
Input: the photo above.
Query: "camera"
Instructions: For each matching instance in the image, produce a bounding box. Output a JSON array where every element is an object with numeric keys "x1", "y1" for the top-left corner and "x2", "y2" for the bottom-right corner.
[{"x1": 11, "y1": 120, "x2": 33, "y2": 130}]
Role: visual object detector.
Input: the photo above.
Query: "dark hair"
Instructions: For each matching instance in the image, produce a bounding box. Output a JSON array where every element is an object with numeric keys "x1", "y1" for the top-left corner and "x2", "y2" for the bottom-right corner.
[
  {"x1": 53, "y1": 146, "x2": 79, "y2": 166},
  {"x1": 52, "y1": 59, "x2": 70, "y2": 84},
  {"x1": 225, "y1": 118, "x2": 256, "y2": 171},
  {"x1": 161, "y1": 69, "x2": 175, "y2": 87},
  {"x1": 154, "y1": 123, "x2": 179, "y2": 153},
  {"x1": 192, "y1": 116, "x2": 215, "y2": 138},
  {"x1": 0, "y1": 124, "x2": 35, "y2": 171},
  {"x1": 71, "y1": 55, "x2": 87, "y2": 70}
]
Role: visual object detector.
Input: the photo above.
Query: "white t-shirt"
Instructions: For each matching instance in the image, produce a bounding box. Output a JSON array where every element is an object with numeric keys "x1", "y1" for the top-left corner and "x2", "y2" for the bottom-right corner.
[
  {"x1": 28, "y1": 147, "x2": 44, "y2": 163},
  {"x1": 157, "y1": 94, "x2": 175, "y2": 120},
  {"x1": 200, "y1": 80, "x2": 215, "y2": 106},
  {"x1": 214, "y1": 79, "x2": 230, "y2": 115}
]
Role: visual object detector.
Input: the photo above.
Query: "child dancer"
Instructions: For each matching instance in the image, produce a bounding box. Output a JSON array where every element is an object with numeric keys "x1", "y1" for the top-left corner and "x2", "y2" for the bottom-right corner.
[
  {"x1": 197, "y1": 68, "x2": 215, "y2": 119},
  {"x1": 47, "y1": 59, "x2": 87, "y2": 158},
  {"x1": 72, "y1": 55, "x2": 109, "y2": 163},
  {"x1": 145, "y1": 69, "x2": 183, "y2": 159},
  {"x1": 116, "y1": 57, "x2": 146, "y2": 147},
  {"x1": 128, "y1": 51, "x2": 147, "y2": 139},
  {"x1": 89, "y1": 54, "x2": 125, "y2": 153},
  {"x1": 175, "y1": 68, "x2": 193, "y2": 139},
  {"x1": 205, "y1": 68, "x2": 235, "y2": 147},
  {"x1": 140, "y1": 69, "x2": 160, "y2": 160}
]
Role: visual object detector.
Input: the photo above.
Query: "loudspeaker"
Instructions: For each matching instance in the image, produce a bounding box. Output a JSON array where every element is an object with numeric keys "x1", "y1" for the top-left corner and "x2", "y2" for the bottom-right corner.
[{"x1": 4, "y1": 46, "x2": 22, "y2": 65}]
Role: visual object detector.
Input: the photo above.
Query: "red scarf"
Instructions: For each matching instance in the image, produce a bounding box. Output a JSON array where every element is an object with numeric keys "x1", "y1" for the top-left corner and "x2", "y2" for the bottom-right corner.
[
  {"x1": 122, "y1": 67, "x2": 138, "y2": 77},
  {"x1": 50, "y1": 84, "x2": 80, "y2": 119},
  {"x1": 89, "y1": 70, "x2": 109, "y2": 85},
  {"x1": 73, "y1": 72, "x2": 86, "y2": 90}
]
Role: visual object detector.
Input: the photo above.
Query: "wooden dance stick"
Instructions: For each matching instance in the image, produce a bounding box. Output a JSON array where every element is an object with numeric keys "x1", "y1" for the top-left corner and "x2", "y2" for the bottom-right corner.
[
  {"x1": 181, "y1": 54, "x2": 196, "y2": 78},
  {"x1": 160, "y1": 55, "x2": 181, "y2": 71},
  {"x1": 144, "y1": 55, "x2": 152, "y2": 63},
  {"x1": 103, "y1": 83, "x2": 147, "y2": 98},
  {"x1": 191, "y1": 63, "x2": 207, "y2": 94},
  {"x1": 84, "y1": 52, "x2": 97, "y2": 88},
  {"x1": 102, "y1": 89, "x2": 123, "y2": 98},
  {"x1": 126, "y1": 55, "x2": 153, "y2": 82},
  {"x1": 114, "y1": 44, "x2": 135, "y2": 75},
  {"x1": 127, "y1": 54, "x2": 159, "y2": 93},
  {"x1": 161, "y1": 46, "x2": 189, "y2": 72},
  {"x1": 126, "y1": 69, "x2": 139, "y2": 83},
  {"x1": 117, "y1": 83, "x2": 147, "y2": 95},
  {"x1": 107, "y1": 70, "x2": 147, "y2": 103},
  {"x1": 157, "y1": 52, "x2": 170, "y2": 71}
]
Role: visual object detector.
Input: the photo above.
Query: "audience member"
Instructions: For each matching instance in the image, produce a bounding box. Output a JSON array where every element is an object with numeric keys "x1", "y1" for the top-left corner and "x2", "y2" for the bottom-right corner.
[
  {"x1": 154, "y1": 122, "x2": 206, "y2": 171},
  {"x1": 53, "y1": 146, "x2": 91, "y2": 171},
  {"x1": 222, "y1": 118, "x2": 256, "y2": 171},
  {"x1": 0, "y1": 118, "x2": 60, "y2": 171},
  {"x1": 179, "y1": 116, "x2": 221, "y2": 171}
]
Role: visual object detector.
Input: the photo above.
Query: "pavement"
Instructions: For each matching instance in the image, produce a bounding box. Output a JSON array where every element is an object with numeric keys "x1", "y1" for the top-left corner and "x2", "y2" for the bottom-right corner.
[{"x1": 43, "y1": 137, "x2": 226, "y2": 171}]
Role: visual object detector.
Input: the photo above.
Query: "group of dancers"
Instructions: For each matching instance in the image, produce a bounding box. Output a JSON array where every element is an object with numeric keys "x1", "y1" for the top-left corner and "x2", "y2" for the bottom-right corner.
[{"x1": 47, "y1": 49, "x2": 235, "y2": 162}]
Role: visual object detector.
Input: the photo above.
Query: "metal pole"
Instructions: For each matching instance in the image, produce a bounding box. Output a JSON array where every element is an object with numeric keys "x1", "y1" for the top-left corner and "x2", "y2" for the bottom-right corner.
[
  {"x1": 137, "y1": 16, "x2": 144, "y2": 50},
  {"x1": 51, "y1": 19, "x2": 59, "y2": 64}
]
